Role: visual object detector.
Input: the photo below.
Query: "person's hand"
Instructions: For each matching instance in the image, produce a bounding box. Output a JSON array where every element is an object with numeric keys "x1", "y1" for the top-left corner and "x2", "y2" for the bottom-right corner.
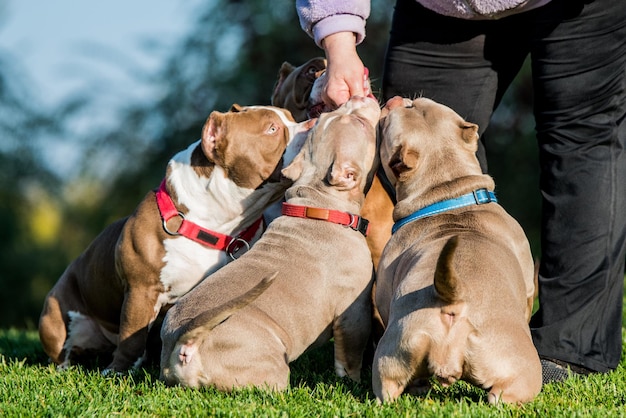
[{"x1": 322, "y1": 32, "x2": 366, "y2": 108}]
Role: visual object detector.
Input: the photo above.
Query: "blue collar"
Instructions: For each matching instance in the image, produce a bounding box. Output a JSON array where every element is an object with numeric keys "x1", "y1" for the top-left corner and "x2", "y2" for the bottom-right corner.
[{"x1": 391, "y1": 188, "x2": 497, "y2": 234}]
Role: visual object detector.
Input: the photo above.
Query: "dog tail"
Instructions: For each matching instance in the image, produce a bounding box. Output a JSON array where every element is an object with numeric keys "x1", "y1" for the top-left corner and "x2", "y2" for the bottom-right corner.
[
  {"x1": 434, "y1": 236, "x2": 460, "y2": 303},
  {"x1": 178, "y1": 272, "x2": 277, "y2": 345}
]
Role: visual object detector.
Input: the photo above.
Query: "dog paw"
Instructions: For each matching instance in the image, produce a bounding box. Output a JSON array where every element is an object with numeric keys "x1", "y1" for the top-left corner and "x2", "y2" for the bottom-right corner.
[
  {"x1": 487, "y1": 391, "x2": 501, "y2": 405},
  {"x1": 334, "y1": 359, "x2": 348, "y2": 378},
  {"x1": 405, "y1": 378, "x2": 432, "y2": 395},
  {"x1": 334, "y1": 359, "x2": 362, "y2": 382},
  {"x1": 56, "y1": 362, "x2": 72, "y2": 372},
  {"x1": 101, "y1": 367, "x2": 124, "y2": 377}
]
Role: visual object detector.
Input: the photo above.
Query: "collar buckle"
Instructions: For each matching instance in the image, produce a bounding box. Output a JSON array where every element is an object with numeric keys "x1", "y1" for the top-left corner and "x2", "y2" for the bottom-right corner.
[
  {"x1": 473, "y1": 188, "x2": 495, "y2": 205},
  {"x1": 350, "y1": 215, "x2": 370, "y2": 236}
]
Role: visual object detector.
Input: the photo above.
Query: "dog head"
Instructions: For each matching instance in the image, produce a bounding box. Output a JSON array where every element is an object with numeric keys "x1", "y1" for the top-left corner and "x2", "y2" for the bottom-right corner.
[
  {"x1": 271, "y1": 57, "x2": 327, "y2": 123},
  {"x1": 379, "y1": 96, "x2": 482, "y2": 202},
  {"x1": 282, "y1": 95, "x2": 380, "y2": 207},
  {"x1": 197, "y1": 104, "x2": 313, "y2": 190}
]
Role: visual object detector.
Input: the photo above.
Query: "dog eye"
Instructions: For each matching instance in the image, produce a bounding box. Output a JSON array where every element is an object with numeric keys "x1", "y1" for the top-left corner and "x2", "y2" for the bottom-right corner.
[
  {"x1": 306, "y1": 65, "x2": 317, "y2": 75},
  {"x1": 266, "y1": 124, "x2": 279, "y2": 135}
]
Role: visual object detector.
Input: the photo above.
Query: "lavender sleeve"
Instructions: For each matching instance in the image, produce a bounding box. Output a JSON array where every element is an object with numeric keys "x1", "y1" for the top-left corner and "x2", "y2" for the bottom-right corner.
[{"x1": 296, "y1": 0, "x2": 370, "y2": 47}]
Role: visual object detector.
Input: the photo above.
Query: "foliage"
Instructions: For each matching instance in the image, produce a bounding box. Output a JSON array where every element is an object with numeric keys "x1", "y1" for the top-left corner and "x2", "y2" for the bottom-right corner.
[
  {"x1": 81, "y1": 0, "x2": 392, "y2": 215},
  {"x1": 1, "y1": 329, "x2": 626, "y2": 417},
  {"x1": 0, "y1": 53, "x2": 69, "y2": 328}
]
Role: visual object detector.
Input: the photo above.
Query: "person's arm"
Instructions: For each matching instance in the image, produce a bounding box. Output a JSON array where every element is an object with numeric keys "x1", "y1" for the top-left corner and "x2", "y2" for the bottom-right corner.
[
  {"x1": 321, "y1": 32, "x2": 365, "y2": 107},
  {"x1": 296, "y1": 0, "x2": 370, "y2": 107}
]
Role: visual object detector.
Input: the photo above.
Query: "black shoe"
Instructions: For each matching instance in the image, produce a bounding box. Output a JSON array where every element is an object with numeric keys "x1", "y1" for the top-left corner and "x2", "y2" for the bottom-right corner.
[{"x1": 540, "y1": 357, "x2": 594, "y2": 385}]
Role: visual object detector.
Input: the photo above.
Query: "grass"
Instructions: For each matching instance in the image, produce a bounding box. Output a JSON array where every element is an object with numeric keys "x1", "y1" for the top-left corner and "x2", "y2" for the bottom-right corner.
[{"x1": 1, "y1": 327, "x2": 626, "y2": 417}]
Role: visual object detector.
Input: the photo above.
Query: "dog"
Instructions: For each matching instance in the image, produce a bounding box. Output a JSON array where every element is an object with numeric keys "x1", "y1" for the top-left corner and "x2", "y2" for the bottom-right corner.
[
  {"x1": 38, "y1": 104, "x2": 313, "y2": 374},
  {"x1": 271, "y1": 57, "x2": 394, "y2": 271},
  {"x1": 271, "y1": 57, "x2": 327, "y2": 123},
  {"x1": 372, "y1": 97, "x2": 541, "y2": 404},
  {"x1": 159, "y1": 95, "x2": 380, "y2": 390}
]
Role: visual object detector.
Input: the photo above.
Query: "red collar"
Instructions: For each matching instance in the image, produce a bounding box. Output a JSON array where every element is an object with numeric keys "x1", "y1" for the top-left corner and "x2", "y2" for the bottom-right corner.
[
  {"x1": 155, "y1": 179, "x2": 264, "y2": 259},
  {"x1": 281, "y1": 202, "x2": 370, "y2": 236}
]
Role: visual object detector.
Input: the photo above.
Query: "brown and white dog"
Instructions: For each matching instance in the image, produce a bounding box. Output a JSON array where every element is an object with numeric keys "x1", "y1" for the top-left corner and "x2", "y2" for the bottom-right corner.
[
  {"x1": 38, "y1": 104, "x2": 312, "y2": 374},
  {"x1": 372, "y1": 97, "x2": 541, "y2": 404},
  {"x1": 271, "y1": 57, "x2": 394, "y2": 271},
  {"x1": 159, "y1": 95, "x2": 380, "y2": 390}
]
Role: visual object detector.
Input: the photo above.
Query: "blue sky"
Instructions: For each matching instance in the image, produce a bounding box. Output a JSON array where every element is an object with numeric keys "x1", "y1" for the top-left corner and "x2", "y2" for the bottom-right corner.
[
  {"x1": 0, "y1": 0, "x2": 204, "y2": 178},
  {"x1": 0, "y1": 0, "x2": 203, "y2": 107}
]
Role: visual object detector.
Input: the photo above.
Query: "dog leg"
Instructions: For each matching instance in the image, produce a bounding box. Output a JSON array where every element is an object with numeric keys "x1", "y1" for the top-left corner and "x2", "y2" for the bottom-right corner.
[
  {"x1": 372, "y1": 325, "x2": 431, "y2": 402},
  {"x1": 361, "y1": 176, "x2": 394, "y2": 270},
  {"x1": 39, "y1": 294, "x2": 68, "y2": 365},
  {"x1": 39, "y1": 267, "x2": 90, "y2": 366},
  {"x1": 372, "y1": 354, "x2": 409, "y2": 403},
  {"x1": 372, "y1": 347, "x2": 411, "y2": 402},
  {"x1": 488, "y1": 369, "x2": 542, "y2": 405},
  {"x1": 104, "y1": 285, "x2": 161, "y2": 373},
  {"x1": 469, "y1": 327, "x2": 542, "y2": 404},
  {"x1": 332, "y1": 292, "x2": 373, "y2": 382},
  {"x1": 488, "y1": 350, "x2": 542, "y2": 404}
]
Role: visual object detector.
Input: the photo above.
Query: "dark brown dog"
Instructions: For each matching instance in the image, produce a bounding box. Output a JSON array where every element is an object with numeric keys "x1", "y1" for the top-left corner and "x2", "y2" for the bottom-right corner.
[
  {"x1": 372, "y1": 97, "x2": 541, "y2": 404},
  {"x1": 39, "y1": 105, "x2": 312, "y2": 373},
  {"x1": 271, "y1": 57, "x2": 327, "y2": 123}
]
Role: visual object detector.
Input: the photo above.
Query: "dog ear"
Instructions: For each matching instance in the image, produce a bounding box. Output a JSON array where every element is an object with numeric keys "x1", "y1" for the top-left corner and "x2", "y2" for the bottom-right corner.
[
  {"x1": 230, "y1": 104, "x2": 243, "y2": 112},
  {"x1": 460, "y1": 121, "x2": 479, "y2": 151},
  {"x1": 201, "y1": 112, "x2": 221, "y2": 160},
  {"x1": 281, "y1": 149, "x2": 305, "y2": 181},
  {"x1": 328, "y1": 161, "x2": 360, "y2": 191},
  {"x1": 271, "y1": 62, "x2": 295, "y2": 104},
  {"x1": 278, "y1": 61, "x2": 295, "y2": 79},
  {"x1": 389, "y1": 145, "x2": 418, "y2": 179}
]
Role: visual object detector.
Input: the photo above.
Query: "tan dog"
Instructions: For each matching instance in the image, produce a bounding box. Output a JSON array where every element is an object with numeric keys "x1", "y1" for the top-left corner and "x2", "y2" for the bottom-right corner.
[
  {"x1": 39, "y1": 105, "x2": 312, "y2": 374},
  {"x1": 271, "y1": 58, "x2": 394, "y2": 271},
  {"x1": 160, "y1": 96, "x2": 380, "y2": 390},
  {"x1": 372, "y1": 97, "x2": 541, "y2": 404}
]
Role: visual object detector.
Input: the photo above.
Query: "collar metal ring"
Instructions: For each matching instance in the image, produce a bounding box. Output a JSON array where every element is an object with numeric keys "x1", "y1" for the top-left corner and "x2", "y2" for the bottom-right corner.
[
  {"x1": 227, "y1": 237, "x2": 250, "y2": 260},
  {"x1": 163, "y1": 212, "x2": 185, "y2": 236}
]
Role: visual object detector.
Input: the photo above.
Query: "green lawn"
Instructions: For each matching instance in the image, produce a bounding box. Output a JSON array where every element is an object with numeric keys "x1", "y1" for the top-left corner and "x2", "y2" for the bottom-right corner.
[{"x1": 1, "y1": 324, "x2": 625, "y2": 417}]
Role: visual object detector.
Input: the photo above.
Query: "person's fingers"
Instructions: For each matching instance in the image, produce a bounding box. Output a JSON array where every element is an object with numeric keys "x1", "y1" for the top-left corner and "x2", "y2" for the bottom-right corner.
[
  {"x1": 324, "y1": 82, "x2": 350, "y2": 108},
  {"x1": 324, "y1": 71, "x2": 365, "y2": 108},
  {"x1": 363, "y1": 68, "x2": 372, "y2": 97}
]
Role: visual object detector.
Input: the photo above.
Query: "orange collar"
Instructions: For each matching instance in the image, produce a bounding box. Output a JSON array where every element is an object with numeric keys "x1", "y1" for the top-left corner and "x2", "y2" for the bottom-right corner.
[{"x1": 281, "y1": 202, "x2": 369, "y2": 236}]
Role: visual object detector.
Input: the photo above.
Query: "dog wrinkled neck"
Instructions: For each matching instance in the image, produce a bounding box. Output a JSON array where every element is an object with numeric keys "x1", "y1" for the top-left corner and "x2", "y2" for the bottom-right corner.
[
  {"x1": 394, "y1": 174, "x2": 495, "y2": 221},
  {"x1": 258, "y1": 156, "x2": 286, "y2": 187},
  {"x1": 190, "y1": 143, "x2": 215, "y2": 179},
  {"x1": 392, "y1": 188, "x2": 497, "y2": 234},
  {"x1": 285, "y1": 184, "x2": 360, "y2": 214}
]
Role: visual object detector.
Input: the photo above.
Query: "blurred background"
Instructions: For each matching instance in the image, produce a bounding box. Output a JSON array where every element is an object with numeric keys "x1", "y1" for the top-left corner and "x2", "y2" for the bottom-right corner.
[{"x1": 0, "y1": 0, "x2": 539, "y2": 328}]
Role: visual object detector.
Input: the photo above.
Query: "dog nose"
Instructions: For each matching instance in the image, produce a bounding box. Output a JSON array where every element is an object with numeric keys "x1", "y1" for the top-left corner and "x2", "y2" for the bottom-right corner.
[
  {"x1": 343, "y1": 96, "x2": 381, "y2": 126},
  {"x1": 347, "y1": 95, "x2": 378, "y2": 108},
  {"x1": 349, "y1": 95, "x2": 366, "y2": 104},
  {"x1": 384, "y1": 96, "x2": 406, "y2": 111}
]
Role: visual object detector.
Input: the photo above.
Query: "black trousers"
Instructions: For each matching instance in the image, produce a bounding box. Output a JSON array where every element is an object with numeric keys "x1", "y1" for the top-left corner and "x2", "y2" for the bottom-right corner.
[{"x1": 382, "y1": 0, "x2": 626, "y2": 372}]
